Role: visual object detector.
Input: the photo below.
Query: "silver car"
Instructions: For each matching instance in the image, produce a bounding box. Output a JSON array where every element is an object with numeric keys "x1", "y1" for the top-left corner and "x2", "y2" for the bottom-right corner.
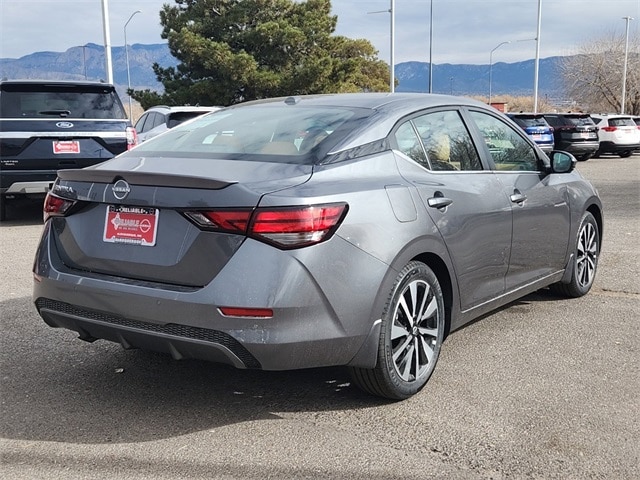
[{"x1": 33, "y1": 93, "x2": 603, "y2": 400}]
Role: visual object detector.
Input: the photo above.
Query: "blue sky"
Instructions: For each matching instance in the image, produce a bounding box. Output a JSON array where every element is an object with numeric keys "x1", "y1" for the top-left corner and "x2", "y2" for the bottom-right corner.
[{"x1": 1, "y1": 0, "x2": 639, "y2": 65}]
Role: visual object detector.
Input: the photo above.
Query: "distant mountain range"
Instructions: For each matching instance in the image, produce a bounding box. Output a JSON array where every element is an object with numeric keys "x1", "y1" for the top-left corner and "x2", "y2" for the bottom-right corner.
[{"x1": 0, "y1": 43, "x2": 565, "y2": 101}]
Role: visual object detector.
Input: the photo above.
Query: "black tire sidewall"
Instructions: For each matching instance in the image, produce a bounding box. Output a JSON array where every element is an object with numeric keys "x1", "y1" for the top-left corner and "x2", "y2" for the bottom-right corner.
[
  {"x1": 570, "y1": 212, "x2": 599, "y2": 296},
  {"x1": 377, "y1": 261, "x2": 445, "y2": 399}
]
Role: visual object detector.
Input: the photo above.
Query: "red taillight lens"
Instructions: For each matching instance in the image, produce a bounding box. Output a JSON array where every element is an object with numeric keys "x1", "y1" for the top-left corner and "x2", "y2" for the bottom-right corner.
[
  {"x1": 602, "y1": 126, "x2": 617, "y2": 132},
  {"x1": 183, "y1": 209, "x2": 252, "y2": 233},
  {"x1": 43, "y1": 192, "x2": 77, "y2": 221},
  {"x1": 126, "y1": 126, "x2": 138, "y2": 150},
  {"x1": 183, "y1": 203, "x2": 348, "y2": 249},
  {"x1": 250, "y1": 203, "x2": 348, "y2": 248}
]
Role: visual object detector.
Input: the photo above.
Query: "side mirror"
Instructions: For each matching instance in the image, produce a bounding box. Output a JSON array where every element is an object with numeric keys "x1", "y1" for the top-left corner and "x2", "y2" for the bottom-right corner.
[{"x1": 549, "y1": 150, "x2": 577, "y2": 173}]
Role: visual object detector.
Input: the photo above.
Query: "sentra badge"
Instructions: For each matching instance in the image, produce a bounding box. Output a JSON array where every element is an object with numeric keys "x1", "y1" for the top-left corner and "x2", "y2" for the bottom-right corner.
[{"x1": 112, "y1": 179, "x2": 131, "y2": 200}]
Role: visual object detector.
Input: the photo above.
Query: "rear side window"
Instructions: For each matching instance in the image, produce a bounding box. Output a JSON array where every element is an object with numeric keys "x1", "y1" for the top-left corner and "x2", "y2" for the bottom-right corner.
[{"x1": 0, "y1": 83, "x2": 126, "y2": 119}]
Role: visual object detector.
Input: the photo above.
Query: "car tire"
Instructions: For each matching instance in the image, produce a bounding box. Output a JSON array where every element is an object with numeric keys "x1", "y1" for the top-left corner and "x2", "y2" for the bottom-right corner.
[
  {"x1": 593, "y1": 150, "x2": 602, "y2": 158},
  {"x1": 577, "y1": 153, "x2": 592, "y2": 161},
  {"x1": 551, "y1": 211, "x2": 599, "y2": 298},
  {"x1": 619, "y1": 151, "x2": 633, "y2": 158},
  {"x1": 349, "y1": 261, "x2": 445, "y2": 400}
]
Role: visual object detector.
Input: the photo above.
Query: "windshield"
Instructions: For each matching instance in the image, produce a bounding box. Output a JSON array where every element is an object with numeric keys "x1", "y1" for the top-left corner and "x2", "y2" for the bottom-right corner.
[{"x1": 129, "y1": 104, "x2": 363, "y2": 164}]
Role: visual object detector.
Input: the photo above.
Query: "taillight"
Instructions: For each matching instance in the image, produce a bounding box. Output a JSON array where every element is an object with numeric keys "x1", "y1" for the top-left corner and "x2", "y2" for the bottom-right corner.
[
  {"x1": 126, "y1": 126, "x2": 138, "y2": 150},
  {"x1": 183, "y1": 209, "x2": 252, "y2": 234},
  {"x1": 602, "y1": 126, "x2": 617, "y2": 132},
  {"x1": 251, "y1": 204, "x2": 348, "y2": 248},
  {"x1": 183, "y1": 203, "x2": 348, "y2": 249},
  {"x1": 43, "y1": 192, "x2": 77, "y2": 222}
]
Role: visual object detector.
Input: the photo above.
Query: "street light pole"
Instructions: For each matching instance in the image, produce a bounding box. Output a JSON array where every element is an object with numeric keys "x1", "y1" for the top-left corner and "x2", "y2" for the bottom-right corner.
[
  {"x1": 621, "y1": 16, "x2": 634, "y2": 114},
  {"x1": 489, "y1": 41, "x2": 511, "y2": 105},
  {"x1": 429, "y1": 0, "x2": 433, "y2": 93},
  {"x1": 367, "y1": 1, "x2": 395, "y2": 93},
  {"x1": 390, "y1": 0, "x2": 395, "y2": 93},
  {"x1": 101, "y1": 0, "x2": 114, "y2": 84},
  {"x1": 124, "y1": 10, "x2": 142, "y2": 119},
  {"x1": 533, "y1": 0, "x2": 542, "y2": 113}
]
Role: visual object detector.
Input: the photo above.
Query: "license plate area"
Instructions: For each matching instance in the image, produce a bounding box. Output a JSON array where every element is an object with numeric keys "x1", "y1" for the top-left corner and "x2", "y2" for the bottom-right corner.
[
  {"x1": 103, "y1": 205, "x2": 158, "y2": 246},
  {"x1": 53, "y1": 140, "x2": 80, "y2": 154}
]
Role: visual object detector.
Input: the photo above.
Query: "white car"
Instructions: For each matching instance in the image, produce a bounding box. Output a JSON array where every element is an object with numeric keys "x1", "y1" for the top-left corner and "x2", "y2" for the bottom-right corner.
[
  {"x1": 590, "y1": 114, "x2": 640, "y2": 158},
  {"x1": 135, "y1": 105, "x2": 222, "y2": 143}
]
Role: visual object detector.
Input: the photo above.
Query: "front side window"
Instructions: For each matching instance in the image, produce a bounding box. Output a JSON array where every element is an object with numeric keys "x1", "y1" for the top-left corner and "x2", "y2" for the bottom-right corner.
[{"x1": 469, "y1": 111, "x2": 539, "y2": 172}]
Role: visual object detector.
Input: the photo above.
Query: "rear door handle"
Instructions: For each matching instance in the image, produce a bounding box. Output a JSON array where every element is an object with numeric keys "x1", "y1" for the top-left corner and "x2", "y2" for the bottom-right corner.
[
  {"x1": 510, "y1": 189, "x2": 526, "y2": 204},
  {"x1": 427, "y1": 196, "x2": 453, "y2": 209}
]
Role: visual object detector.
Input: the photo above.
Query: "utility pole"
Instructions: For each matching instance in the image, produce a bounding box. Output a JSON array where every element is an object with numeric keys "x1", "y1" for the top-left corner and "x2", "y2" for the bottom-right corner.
[
  {"x1": 533, "y1": 0, "x2": 542, "y2": 113},
  {"x1": 101, "y1": 0, "x2": 114, "y2": 84},
  {"x1": 621, "y1": 16, "x2": 634, "y2": 114}
]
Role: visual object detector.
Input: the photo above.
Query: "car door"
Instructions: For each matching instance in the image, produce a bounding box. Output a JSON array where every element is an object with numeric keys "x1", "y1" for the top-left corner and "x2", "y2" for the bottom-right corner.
[
  {"x1": 466, "y1": 109, "x2": 571, "y2": 290},
  {"x1": 392, "y1": 108, "x2": 513, "y2": 312}
]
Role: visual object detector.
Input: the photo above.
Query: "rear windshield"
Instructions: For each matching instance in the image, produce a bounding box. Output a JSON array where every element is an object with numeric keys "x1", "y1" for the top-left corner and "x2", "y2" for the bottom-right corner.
[
  {"x1": 129, "y1": 104, "x2": 365, "y2": 164},
  {"x1": 548, "y1": 115, "x2": 595, "y2": 127},
  {"x1": 0, "y1": 83, "x2": 126, "y2": 119},
  {"x1": 511, "y1": 115, "x2": 549, "y2": 128},
  {"x1": 607, "y1": 117, "x2": 636, "y2": 127}
]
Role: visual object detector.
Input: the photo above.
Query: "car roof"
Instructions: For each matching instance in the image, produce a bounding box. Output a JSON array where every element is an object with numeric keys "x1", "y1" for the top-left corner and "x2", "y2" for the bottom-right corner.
[
  {"x1": 234, "y1": 92, "x2": 489, "y2": 118},
  {"x1": 543, "y1": 112, "x2": 591, "y2": 116},
  {"x1": 145, "y1": 105, "x2": 221, "y2": 113},
  {"x1": 507, "y1": 112, "x2": 545, "y2": 117},
  {"x1": 590, "y1": 113, "x2": 634, "y2": 119},
  {"x1": 0, "y1": 79, "x2": 115, "y2": 88}
]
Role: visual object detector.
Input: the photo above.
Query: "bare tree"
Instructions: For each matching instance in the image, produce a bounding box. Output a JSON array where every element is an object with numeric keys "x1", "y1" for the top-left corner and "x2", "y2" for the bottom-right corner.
[{"x1": 561, "y1": 31, "x2": 640, "y2": 115}]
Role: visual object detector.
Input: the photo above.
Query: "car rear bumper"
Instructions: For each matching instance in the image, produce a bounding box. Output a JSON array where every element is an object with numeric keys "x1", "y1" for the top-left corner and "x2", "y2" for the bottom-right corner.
[
  {"x1": 554, "y1": 141, "x2": 599, "y2": 154},
  {"x1": 598, "y1": 141, "x2": 640, "y2": 153},
  {"x1": 1, "y1": 170, "x2": 57, "y2": 195},
  {"x1": 33, "y1": 223, "x2": 385, "y2": 371}
]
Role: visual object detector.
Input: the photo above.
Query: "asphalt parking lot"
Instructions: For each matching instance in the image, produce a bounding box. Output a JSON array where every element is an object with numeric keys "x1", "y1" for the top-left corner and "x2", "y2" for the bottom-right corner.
[{"x1": 1, "y1": 154, "x2": 638, "y2": 479}]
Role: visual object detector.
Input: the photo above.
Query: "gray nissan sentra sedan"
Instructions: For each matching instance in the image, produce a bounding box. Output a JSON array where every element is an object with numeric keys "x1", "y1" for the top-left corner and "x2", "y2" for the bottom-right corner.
[{"x1": 33, "y1": 93, "x2": 603, "y2": 400}]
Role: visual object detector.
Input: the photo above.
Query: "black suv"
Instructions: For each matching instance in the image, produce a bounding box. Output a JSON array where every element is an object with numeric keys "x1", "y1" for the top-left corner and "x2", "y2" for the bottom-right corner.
[
  {"x1": 542, "y1": 113, "x2": 599, "y2": 161},
  {"x1": 0, "y1": 80, "x2": 137, "y2": 220}
]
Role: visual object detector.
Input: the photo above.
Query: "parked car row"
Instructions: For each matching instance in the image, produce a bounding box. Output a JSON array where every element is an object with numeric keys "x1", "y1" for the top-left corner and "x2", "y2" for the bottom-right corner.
[{"x1": 507, "y1": 111, "x2": 640, "y2": 161}]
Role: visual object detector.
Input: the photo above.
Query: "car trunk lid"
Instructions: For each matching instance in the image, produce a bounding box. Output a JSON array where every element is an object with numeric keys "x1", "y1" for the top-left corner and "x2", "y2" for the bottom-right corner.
[{"x1": 48, "y1": 158, "x2": 313, "y2": 287}]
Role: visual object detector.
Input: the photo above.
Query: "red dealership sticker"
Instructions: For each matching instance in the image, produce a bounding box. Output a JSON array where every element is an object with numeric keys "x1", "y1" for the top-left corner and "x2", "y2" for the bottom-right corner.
[
  {"x1": 53, "y1": 140, "x2": 80, "y2": 154},
  {"x1": 103, "y1": 205, "x2": 158, "y2": 246}
]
